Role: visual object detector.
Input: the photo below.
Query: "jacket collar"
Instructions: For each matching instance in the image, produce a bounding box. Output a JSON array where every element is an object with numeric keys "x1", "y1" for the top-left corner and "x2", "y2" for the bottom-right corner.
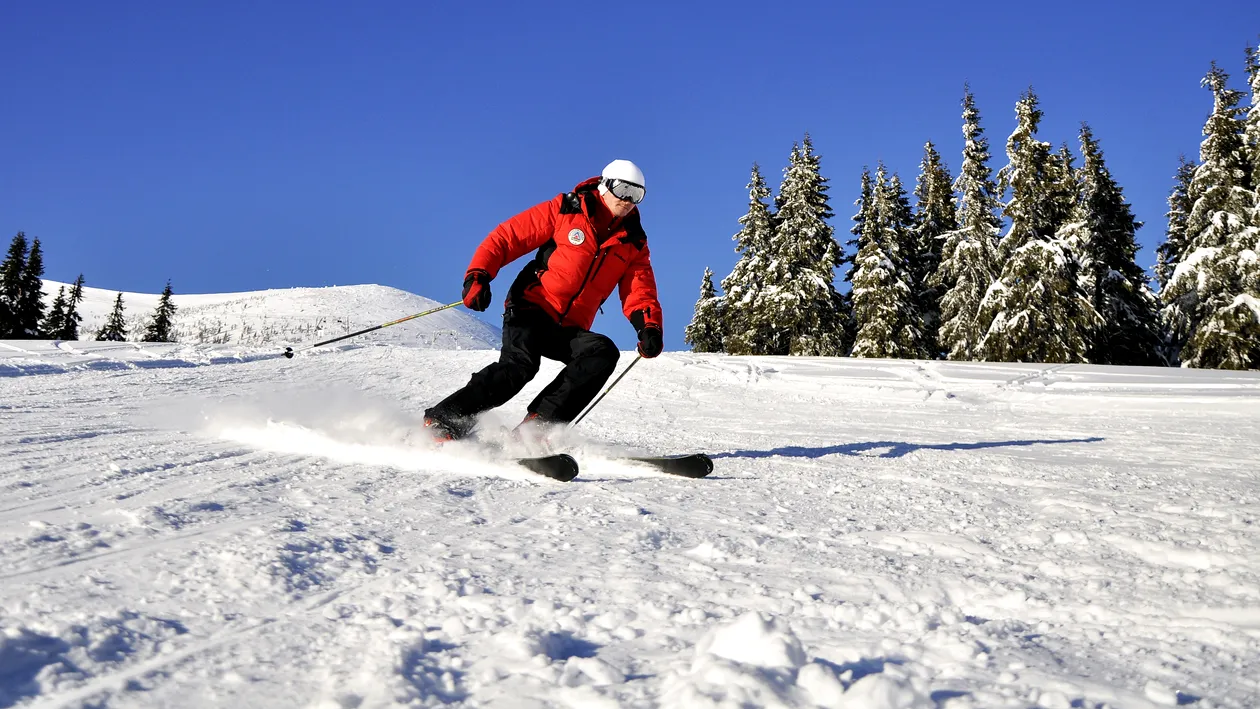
[{"x1": 572, "y1": 177, "x2": 643, "y2": 247}]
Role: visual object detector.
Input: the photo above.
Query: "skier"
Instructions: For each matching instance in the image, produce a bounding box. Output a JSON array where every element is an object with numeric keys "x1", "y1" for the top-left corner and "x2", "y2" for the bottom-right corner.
[{"x1": 423, "y1": 159, "x2": 664, "y2": 442}]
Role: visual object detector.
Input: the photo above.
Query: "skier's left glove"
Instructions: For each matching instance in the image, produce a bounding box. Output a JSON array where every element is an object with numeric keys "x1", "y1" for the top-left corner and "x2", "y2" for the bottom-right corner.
[
  {"x1": 636, "y1": 326, "x2": 663, "y2": 358},
  {"x1": 630, "y1": 308, "x2": 663, "y2": 358},
  {"x1": 462, "y1": 269, "x2": 492, "y2": 311}
]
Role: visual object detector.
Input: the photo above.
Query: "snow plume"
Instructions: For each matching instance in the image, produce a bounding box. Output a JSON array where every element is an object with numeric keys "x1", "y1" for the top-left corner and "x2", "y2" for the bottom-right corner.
[{"x1": 158, "y1": 385, "x2": 553, "y2": 482}]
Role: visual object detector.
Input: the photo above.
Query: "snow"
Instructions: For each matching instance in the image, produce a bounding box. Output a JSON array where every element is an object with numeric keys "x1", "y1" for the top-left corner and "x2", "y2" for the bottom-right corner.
[
  {"x1": 1237, "y1": 293, "x2": 1260, "y2": 322},
  {"x1": 3, "y1": 286, "x2": 1260, "y2": 707},
  {"x1": 41, "y1": 280, "x2": 499, "y2": 350}
]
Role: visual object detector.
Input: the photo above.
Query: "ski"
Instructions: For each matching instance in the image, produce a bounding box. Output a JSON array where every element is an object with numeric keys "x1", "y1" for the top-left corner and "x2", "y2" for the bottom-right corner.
[
  {"x1": 620, "y1": 453, "x2": 713, "y2": 478},
  {"x1": 516, "y1": 453, "x2": 580, "y2": 482}
]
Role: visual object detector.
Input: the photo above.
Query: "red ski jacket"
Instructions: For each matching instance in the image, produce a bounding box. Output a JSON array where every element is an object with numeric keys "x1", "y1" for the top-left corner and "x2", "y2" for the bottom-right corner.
[{"x1": 466, "y1": 177, "x2": 662, "y2": 333}]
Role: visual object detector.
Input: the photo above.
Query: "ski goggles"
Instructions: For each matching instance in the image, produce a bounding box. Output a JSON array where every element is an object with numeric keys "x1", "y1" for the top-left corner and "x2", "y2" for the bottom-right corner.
[{"x1": 604, "y1": 178, "x2": 646, "y2": 205}]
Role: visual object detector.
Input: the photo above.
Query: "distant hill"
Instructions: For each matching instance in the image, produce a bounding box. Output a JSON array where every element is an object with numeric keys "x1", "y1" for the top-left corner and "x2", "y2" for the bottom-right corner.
[{"x1": 40, "y1": 281, "x2": 499, "y2": 349}]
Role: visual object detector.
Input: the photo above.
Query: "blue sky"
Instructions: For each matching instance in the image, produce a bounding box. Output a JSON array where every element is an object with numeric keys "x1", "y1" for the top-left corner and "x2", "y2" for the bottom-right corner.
[{"x1": 3, "y1": 2, "x2": 1258, "y2": 350}]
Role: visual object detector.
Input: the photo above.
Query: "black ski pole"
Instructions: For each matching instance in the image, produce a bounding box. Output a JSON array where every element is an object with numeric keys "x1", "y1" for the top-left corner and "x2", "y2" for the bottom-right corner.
[
  {"x1": 570, "y1": 354, "x2": 642, "y2": 427},
  {"x1": 283, "y1": 300, "x2": 462, "y2": 359}
]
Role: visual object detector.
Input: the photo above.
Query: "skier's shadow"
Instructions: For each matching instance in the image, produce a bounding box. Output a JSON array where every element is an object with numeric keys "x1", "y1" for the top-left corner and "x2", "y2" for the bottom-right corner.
[{"x1": 712, "y1": 436, "x2": 1104, "y2": 460}]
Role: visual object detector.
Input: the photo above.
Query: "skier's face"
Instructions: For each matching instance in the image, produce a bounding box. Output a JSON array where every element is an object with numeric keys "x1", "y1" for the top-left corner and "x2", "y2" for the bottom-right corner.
[{"x1": 600, "y1": 188, "x2": 637, "y2": 218}]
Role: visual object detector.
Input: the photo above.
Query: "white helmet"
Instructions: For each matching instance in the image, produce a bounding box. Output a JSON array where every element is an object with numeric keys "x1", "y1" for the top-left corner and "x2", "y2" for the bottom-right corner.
[
  {"x1": 598, "y1": 159, "x2": 646, "y2": 203},
  {"x1": 601, "y1": 159, "x2": 645, "y2": 187}
]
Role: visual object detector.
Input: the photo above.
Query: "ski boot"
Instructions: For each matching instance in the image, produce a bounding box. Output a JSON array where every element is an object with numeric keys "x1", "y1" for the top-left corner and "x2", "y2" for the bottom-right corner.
[
  {"x1": 422, "y1": 411, "x2": 474, "y2": 445},
  {"x1": 512, "y1": 412, "x2": 560, "y2": 454}
]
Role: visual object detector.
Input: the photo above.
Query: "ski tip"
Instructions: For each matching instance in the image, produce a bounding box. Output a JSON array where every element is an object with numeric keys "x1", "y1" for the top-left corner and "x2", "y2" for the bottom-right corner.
[
  {"x1": 518, "y1": 453, "x2": 579, "y2": 482},
  {"x1": 625, "y1": 453, "x2": 713, "y2": 478}
]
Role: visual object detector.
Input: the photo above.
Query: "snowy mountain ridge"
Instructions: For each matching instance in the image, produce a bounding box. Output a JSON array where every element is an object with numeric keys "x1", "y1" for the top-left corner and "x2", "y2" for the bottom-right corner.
[{"x1": 39, "y1": 280, "x2": 500, "y2": 350}]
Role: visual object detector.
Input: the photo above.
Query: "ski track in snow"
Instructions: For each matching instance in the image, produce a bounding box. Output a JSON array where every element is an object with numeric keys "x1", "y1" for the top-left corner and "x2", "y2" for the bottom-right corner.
[{"x1": 1, "y1": 340, "x2": 1259, "y2": 708}]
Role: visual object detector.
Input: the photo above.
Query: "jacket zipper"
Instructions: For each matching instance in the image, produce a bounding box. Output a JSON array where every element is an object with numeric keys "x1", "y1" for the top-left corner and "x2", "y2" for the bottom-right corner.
[{"x1": 559, "y1": 247, "x2": 611, "y2": 324}]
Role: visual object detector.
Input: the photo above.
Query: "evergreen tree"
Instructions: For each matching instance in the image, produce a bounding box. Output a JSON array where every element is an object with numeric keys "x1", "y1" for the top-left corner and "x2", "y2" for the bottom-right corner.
[
  {"x1": 1162, "y1": 63, "x2": 1259, "y2": 367},
  {"x1": 684, "y1": 268, "x2": 725, "y2": 353},
  {"x1": 1155, "y1": 156, "x2": 1197, "y2": 291},
  {"x1": 143, "y1": 280, "x2": 178, "y2": 342},
  {"x1": 851, "y1": 166, "x2": 924, "y2": 358},
  {"x1": 1245, "y1": 41, "x2": 1260, "y2": 190},
  {"x1": 58, "y1": 274, "x2": 86, "y2": 341},
  {"x1": 41, "y1": 286, "x2": 68, "y2": 339},
  {"x1": 0, "y1": 232, "x2": 28, "y2": 338},
  {"x1": 911, "y1": 142, "x2": 957, "y2": 358},
  {"x1": 847, "y1": 168, "x2": 874, "y2": 275},
  {"x1": 756, "y1": 136, "x2": 846, "y2": 356},
  {"x1": 975, "y1": 240, "x2": 1100, "y2": 363},
  {"x1": 837, "y1": 167, "x2": 875, "y2": 351},
  {"x1": 1062, "y1": 124, "x2": 1163, "y2": 365},
  {"x1": 97, "y1": 292, "x2": 128, "y2": 342},
  {"x1": 721, "y1": 163, "x2": 777, "y2": 355},
  {"x1": 933, "y1": 87, "x2": 1003, "y2": 361},
  {"x1": 995, "y1": 89, "x2": 1058, "y2": 258},
  {"x1": 13, "y1": 237, "x2": 47, "y2": 338},
  {"x1": 979, "y1": 89, "x2": 1098, "y2": 362},
  {"x1": 1045, "y1": 144, "x2": 1079, "y2": 231},
  {"x1": 1184, "y1": 64, "x2": 1251, "y2": 252}
]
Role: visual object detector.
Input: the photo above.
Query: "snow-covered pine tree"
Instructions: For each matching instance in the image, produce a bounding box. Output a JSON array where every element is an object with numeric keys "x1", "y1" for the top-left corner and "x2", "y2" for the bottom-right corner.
[
  {"x1": 995, "y1": 89, "x2": 1058, "y2": 257},
  {"x1": 1245, "y1": 41, "x2": 1260, "y2": 190},
  {"x1": 1046, "y1": 144, "x2": 1079, "y2": 232},
  {"x1": 911, "y1": 142, "x2": 957, "y2": 358},
  {"x1": 97, "y1": 292, "x2": 128, "y2": 342},
  {"x1": 837, "y1": 168, "x2": 875, "y2": 352},
  {"x1": 13, "y1": 237, "x2": 47, "y2": 338},
  {"x1": 1162, "y1": 63, "x2": 1259, "y2": 368},
  {"x1": 851, "y1": 166, "x2": 924, "y2": 358},
  {"x1": 721, "y1": 163, "x2": 776, "y2": 355},
  {"x1": 846, "y1": 168, "x2": 873, "y2": 277},
  {"x1": 143, "y1": 280, "x2": 178, "y2": 342},
  {"x1": 58, "y1": 274, "x2": 86, "y2": 341},
  {"x1": 1155, "y1": 157, "x2": 1197, "y2": 291},
  {"x1": 1185, "y1": 64, "x2": 1252, "y2": 253},
  {"x1": 1060, "y1": 124, "x2": 1163, "y2": 365},
  {"x1": 0, "y1": 232, "x2": 28, "y2": 338},
  {"x1": 41, "y1": 286, "x2": 68, "y2": 339},
  {"x1": 933, "y1": 87, "x2": 1003, "y2": 361},
  {"x1": 978, "y1": 89, "x2": 1099, "y2": 363},
  {"x1": 684, "y1": 268, "x2": 724, "y2": 353},
  {"x1": 757, "y1": 136, "x2": 846, "y2": 356}
]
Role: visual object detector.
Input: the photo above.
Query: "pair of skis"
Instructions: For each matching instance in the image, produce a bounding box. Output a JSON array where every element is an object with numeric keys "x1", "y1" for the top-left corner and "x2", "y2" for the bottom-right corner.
[{"x1": 515, "y1": 452, "x2": 713, "y2": 482}]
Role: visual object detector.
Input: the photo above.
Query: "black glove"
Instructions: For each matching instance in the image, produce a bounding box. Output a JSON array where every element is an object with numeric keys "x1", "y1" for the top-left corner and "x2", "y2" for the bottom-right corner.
[
  {"x1": 630, "y1": 308, "x2": 663, "y2": 358},
  {"x1": 462, "y1": 269, "x2": 492, "y2": 311},
  {"x1": 637, "y1": 326, "x2": 663, "y2": 358}
]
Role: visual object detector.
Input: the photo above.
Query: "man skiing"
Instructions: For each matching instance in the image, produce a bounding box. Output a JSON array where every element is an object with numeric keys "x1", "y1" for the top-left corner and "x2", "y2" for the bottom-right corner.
[{"x1": 423, "y1": 159, "x2": 664, "y2": 442}]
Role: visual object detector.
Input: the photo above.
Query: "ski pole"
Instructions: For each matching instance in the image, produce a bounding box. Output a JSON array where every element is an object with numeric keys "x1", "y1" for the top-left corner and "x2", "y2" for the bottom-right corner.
[
  {"x1": 282, "y1": 300, "x2": 462, "y2": 359},
  {"x1": 570, "y1": 354, "x2": 641, "y2": 427}
]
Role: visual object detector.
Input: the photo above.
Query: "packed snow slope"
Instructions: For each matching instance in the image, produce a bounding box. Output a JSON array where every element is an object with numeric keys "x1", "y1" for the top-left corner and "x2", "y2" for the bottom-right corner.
[
  {"x1": 2, "y1": 326, "x2": 1259, "y2": 706},
  {"x1": 40, "y1": 280, "x2": 499, "y2": 349}
]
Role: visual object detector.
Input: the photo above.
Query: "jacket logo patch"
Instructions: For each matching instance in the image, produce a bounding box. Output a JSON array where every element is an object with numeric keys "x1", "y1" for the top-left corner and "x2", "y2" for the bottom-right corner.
[{"x1": 567, "y1": 229, "x2": 586, "y2": 246}]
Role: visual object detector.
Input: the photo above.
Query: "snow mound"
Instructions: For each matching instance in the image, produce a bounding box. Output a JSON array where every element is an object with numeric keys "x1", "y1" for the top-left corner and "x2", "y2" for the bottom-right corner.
[
  {"x1": 663, "y1": 612, "x2": 929, "y2": 709},
  {"x1": 696, "y1": 611, "x2": 807, "y2": 669}
]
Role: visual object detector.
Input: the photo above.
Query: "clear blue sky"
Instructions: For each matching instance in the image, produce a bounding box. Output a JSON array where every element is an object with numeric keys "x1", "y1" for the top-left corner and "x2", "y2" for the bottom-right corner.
[{"x1": 3, "y1": 2, "x2": 1258, "y2": 350}]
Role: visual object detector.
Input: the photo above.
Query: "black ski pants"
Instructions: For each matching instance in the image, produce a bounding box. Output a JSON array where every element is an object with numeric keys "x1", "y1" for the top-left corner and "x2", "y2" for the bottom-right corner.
[{"x1": 426, "y1": 305, "x2": 621, "y2": 424}]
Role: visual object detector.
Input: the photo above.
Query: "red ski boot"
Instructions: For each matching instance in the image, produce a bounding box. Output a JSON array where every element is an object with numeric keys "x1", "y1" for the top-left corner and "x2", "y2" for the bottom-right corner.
[
  {"x1": 422, "y1": 412, "x2": 473, "y2": 445},
  {"x1": 512, "y1": 412, "x2": 558, "y2": 454}
]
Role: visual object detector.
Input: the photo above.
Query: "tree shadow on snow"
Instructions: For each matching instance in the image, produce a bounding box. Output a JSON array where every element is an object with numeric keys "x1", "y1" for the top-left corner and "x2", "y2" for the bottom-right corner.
[{"x1": 712, "y1": 437, "x2": 1104, "y2": 461}]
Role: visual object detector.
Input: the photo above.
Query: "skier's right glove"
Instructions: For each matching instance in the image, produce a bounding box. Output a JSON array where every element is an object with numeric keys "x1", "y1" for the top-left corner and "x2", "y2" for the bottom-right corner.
[{"x1": 462, "y1": 269, "x2": 492, "y2": 311}]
